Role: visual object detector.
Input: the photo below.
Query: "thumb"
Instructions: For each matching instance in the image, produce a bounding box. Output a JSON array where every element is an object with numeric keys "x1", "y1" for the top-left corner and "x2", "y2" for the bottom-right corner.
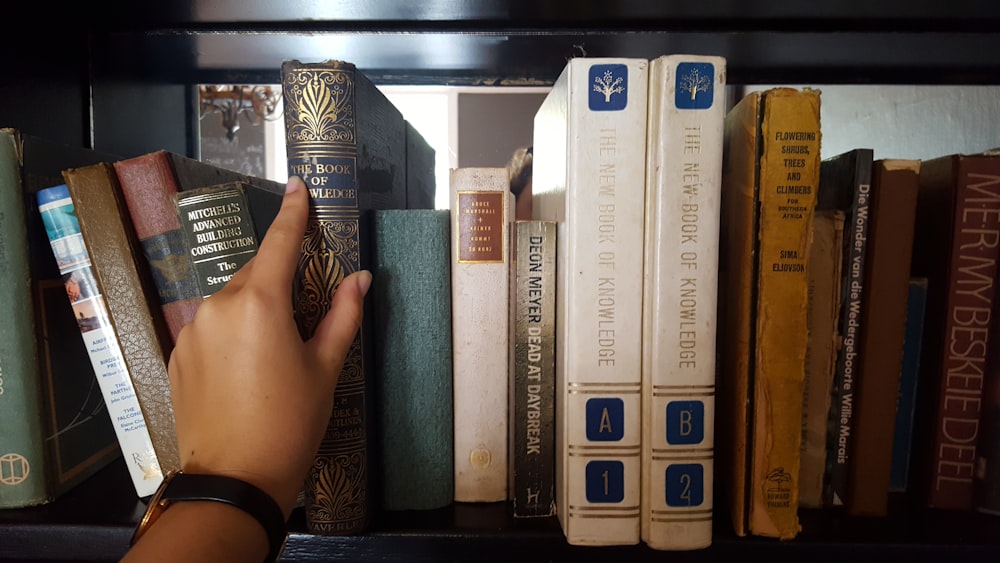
[{"x1": 307, "y1": 270, "x2": 371, "y2": 380}]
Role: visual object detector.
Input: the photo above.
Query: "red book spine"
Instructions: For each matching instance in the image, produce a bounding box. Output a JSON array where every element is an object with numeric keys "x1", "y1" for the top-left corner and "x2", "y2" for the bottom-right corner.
[
  {"x1": 113, "y1": 152, "x2": 202, "y2": 344},
  {"x1": 926, "y1": 156, "x2": 1000, "y2": 510}
]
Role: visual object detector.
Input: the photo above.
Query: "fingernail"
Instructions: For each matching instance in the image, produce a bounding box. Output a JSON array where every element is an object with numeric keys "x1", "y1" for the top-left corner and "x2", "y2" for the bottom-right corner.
[
  {"x1": 357, "y1": 270, "x2": 372, "y2": 297},
  {"x1": 286, "y1": 176, "x2": 304, "y2": 194}
]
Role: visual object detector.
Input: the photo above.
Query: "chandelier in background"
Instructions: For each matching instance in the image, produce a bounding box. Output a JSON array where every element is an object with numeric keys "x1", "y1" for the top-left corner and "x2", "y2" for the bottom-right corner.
[{"x1": 199, "y1": 84, "x2": 283, "y2": 141}]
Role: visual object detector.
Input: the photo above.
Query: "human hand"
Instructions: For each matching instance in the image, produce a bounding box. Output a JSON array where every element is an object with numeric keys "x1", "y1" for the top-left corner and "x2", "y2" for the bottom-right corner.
[{"x1": 166, "y1": 175, "x2": 370, "y2": 519}]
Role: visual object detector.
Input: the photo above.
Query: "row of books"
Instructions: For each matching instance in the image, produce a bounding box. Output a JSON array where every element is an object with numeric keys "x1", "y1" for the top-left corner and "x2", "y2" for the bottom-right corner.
[
  {"x1": 433, "y1": 55, "x2": 729, "y2": 550},
  {"x1": 467, "y1": 54, "x2": 1000, "y2": 549},
  {"x1": 0, "y1": 58, "x2": 440, "y2": 542},
  {"x1": 0, "y1": 132, "x2": 293, "y2": 508},
  {"x1": 4, "y1": 53, "x2": 1000, "y2": 557}
]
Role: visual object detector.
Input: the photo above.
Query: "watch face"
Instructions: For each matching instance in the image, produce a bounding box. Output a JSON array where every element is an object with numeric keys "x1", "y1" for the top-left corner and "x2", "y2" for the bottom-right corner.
[{"x1": 131, "y1": 470, "x2": 179, "y2": 546}]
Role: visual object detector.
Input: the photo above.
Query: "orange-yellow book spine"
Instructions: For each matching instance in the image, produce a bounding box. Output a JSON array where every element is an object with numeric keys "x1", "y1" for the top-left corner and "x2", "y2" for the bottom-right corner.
[{"x1": 750, "y1": 88, "x2": 821, "y2": 538}]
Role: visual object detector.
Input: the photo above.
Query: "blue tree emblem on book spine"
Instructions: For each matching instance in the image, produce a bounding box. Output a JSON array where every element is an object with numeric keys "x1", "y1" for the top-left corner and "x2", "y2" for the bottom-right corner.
[
  {"x1": 675, "y1": 62, "x2": 715, "y2": 110},
  {"x1": 589, "y1": 64, "x2": 628, "y2": 111}
]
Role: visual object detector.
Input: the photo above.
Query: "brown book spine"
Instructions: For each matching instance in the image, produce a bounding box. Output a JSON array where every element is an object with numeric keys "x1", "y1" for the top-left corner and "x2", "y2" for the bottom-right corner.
[
  {"x1": 800, "y1": 209, "x2": 845, "y2": 509},
  {"x1": 719, "y1": 87, "x2": 821, "y2": 540},
  {"x1": 913, "y1": 153, "x2": 1000, "y2": 510},
  {"x1": 846, "y1": 159, "x2": 920, "y2": 516},
  {"x1": 750, "y1": 88, "x2": 820, "y2": 539},
  {"x1": 61, "y1": 162, "x2": 181, "y2": 474},
  {"x1": 113, "y1": 152, "x2": 202, "y2": 343}
]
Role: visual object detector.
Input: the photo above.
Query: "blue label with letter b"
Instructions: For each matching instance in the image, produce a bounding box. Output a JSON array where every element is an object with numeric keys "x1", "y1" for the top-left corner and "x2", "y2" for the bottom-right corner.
[{"x1": 666, "y1": 400, "x2": 704, "y2": 445}]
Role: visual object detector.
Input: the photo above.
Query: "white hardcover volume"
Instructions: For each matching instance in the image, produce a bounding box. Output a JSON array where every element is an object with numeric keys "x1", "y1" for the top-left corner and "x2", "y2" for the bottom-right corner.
[
  {"x1": 450, "y1": 167, "x2": 513, "y2": 502},
  {"x1": 640, "y1": 55, "x2": 726, "y2": 550},
  {"x1": 533, "y1": 57, "x2": 649, "y2": 545},
  {"x1": 36, "y1": 185, "x2": 163, "y2": 498}
]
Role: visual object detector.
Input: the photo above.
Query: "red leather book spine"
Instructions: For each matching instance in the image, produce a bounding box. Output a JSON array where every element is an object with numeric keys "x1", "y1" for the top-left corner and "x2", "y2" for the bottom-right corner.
[{"x1": 113, "y1": 151, "x2": 202, "y2": 344}]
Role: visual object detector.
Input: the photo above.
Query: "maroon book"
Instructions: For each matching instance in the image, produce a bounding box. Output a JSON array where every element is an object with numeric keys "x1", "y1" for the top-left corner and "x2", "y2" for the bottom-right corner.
[
  {"x1": 911, "y1": 151, "x2": 1000, "y2": 511},
  {"x1": 113, "y1": 151, "x2": 283, "y2": 343}
]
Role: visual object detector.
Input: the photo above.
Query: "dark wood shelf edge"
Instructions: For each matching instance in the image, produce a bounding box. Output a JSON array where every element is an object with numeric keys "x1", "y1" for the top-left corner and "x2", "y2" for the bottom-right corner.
[
  {"x1": 2, "y1": 521, "x2": 998, "y2": 563},
  {"x1": 1, "y1": 460, "x2": 998, "y2": 562}
]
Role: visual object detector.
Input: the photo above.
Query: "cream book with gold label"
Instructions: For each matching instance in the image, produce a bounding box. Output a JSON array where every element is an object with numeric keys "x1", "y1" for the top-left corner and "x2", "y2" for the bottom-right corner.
[{"x1": 450, "y1": 167, "x2": 513, "y2": 502}]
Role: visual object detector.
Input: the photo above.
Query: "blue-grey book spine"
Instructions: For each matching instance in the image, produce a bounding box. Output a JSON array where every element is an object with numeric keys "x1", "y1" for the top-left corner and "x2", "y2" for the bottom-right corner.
[
  {"x1": 889, "y1": 277, "x2": 928, "y2": 492},
  {"x1": 371, "y1": 209, "x2": 453, "y2": 510}
]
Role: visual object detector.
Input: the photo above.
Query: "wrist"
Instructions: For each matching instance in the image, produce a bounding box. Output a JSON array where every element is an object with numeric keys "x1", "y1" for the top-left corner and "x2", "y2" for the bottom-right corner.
[
  {"x1": 133, "y1": 470, "x2": 288, "y2": 562},
  {"x1": 181, "y1": 461, "x2": 299, "y2": 520}
]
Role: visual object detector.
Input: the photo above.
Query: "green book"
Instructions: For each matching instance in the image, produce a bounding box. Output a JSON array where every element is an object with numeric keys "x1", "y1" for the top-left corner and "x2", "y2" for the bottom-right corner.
[
  {"x1": 371, "y1": 209, "x2": 453, "y2": 511},
  {"x1": 0, "y1": 129, "x2": 119, "y2": 508}
]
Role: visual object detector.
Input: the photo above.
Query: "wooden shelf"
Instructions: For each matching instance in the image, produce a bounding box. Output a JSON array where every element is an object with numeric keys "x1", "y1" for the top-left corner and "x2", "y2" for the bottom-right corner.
[{"x1": 2, "y1": 458, "x2": 998, "y2": 562}]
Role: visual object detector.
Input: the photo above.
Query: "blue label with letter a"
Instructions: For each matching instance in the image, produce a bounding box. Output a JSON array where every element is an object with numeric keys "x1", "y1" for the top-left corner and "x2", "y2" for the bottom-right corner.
[
  {"x1": 665, "y1": 463, "x2": 705, "y2": 506},
  {"x1": 665, "y1": 400, "x2": 705, "y2": 445},
  {"x1": 586, "y1": 460, "x2": 625, "y2": 503},
  {"x1": 589, "y1": 64, "x2": 629, "y2": 111},
  {"x1": 586, "y1": 398, "x2": 624, "y2": 441},
  {"x1": 675, "y1": 62, "x2": 715, "y2": 110}
]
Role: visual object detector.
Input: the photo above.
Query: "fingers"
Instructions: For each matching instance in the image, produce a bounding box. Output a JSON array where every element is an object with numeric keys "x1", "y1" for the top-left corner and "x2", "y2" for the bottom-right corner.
[
  {"x1": 250, "y1": 176, "x2": 310, "y2": 291},
  {"x1": 308, "y1": 270, "x2": 371, "y2": 381}
]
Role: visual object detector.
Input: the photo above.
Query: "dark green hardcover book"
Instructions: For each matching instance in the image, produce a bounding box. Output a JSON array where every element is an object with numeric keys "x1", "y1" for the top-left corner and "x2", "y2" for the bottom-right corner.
[
  {"x1": 0, "y1": 128, "x2": 119, "y2": 508},
  {"x1": 817, "y1": 147, "x2": 874, "y2": 507},
  {"x1": 371, "y1": 209, "x2": 453, "y2": 511},
  {"x1": 282, "y1": 59, "x2": 416, "y2": 534},
  {"x1": 174, "y1": 181, "x2": 283, "y2": 297},
  {"x1": 405, "y1": 120, "x2": 436, "y2": 210},
  {"x1": 509, "y1": 219, "x2": 557, "y2": 517}
]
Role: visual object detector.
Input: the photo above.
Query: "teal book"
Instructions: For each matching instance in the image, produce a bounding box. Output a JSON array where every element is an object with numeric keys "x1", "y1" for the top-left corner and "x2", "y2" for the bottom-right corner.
[
  {"x1": 0, "y1": 129, "x2": 119, "y2": 508},
  {"x1": 370, "y1": 209, "x2": 453, "y2": 511}
]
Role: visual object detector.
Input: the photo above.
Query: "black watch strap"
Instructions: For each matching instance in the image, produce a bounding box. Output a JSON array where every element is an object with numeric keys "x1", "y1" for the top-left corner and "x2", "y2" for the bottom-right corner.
[{"x1": 141, "y1": 472, "x2": 288, "y2": 562}]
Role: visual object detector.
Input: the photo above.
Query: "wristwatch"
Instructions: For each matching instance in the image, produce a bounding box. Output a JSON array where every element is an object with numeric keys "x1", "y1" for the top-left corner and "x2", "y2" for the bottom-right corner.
[{"x1": 131, "y1": 470, "x2": 288, "y2": 562}]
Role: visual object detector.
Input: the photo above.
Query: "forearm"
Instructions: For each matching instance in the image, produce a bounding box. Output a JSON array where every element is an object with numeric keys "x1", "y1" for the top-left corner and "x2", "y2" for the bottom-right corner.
[{"x1": 122, "y1": 501, "x2": 270, "y2": 563}]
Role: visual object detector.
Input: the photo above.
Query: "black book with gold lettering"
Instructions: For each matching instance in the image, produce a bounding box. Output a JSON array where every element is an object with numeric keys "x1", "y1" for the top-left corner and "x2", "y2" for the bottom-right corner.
[
  {"x1": 281, "y1": 58, "x2": 435, "y2": 535},
  {"x1": 174, "y1": 181, "x2": 283, "y2": 298}
]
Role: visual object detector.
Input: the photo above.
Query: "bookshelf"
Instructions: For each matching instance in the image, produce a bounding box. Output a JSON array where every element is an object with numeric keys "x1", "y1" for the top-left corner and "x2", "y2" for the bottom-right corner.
[{"x1": 3, "y1": 2, "x2": 1000, "y2": 561}]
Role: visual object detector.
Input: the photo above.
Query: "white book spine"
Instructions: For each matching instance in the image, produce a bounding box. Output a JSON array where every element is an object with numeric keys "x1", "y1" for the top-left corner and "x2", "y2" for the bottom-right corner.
[
  {"x1": 534, "y1": 57, "x2": 648, "y2": 545},
  {"x1": 641, "y1": 55, "x2": 726, "y2": 550},
  {"x1": 450, "y1": 167, "x2": 512, "y2": 502},
  {"x1": 37, "y1": 187, "x2": 163, "y2": 498}
]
